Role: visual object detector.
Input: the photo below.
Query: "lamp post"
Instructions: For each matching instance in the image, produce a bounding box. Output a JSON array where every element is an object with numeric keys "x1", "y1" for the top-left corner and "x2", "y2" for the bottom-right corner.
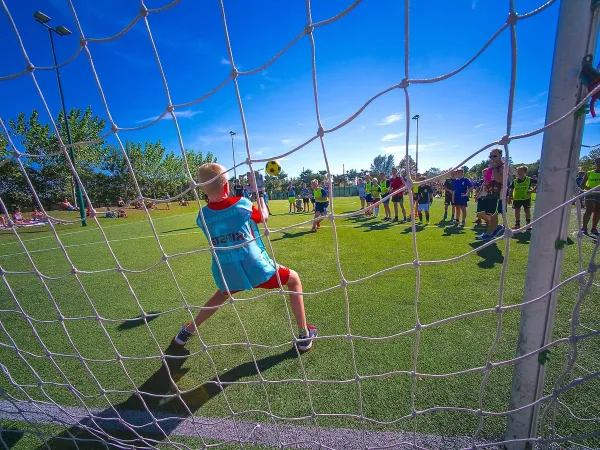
[
  {"x1": 230, "y1": 131, "x2": 237, "y2": 180},
  {"x1": 412, "y1": 114, "x2": 420, "y2": 175},
  {"x1": 34, "y1": 11, "x2": 86, "y2": 226}
]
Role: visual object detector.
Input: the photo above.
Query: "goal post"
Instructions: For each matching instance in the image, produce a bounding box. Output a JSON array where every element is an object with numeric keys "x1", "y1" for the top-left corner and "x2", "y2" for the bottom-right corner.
[{"x1": 505, "y1": 0, "x2": 600, "y2": 447}]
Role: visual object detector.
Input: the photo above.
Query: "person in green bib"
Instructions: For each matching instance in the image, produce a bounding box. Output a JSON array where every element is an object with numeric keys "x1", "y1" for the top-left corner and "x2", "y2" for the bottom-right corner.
[
  {"x1": 508, "y1": 165, "x2": 536, "y2": 230},
  {"x1": 311, "y1": 179, "x2": 329, "y2": 232},
  {"x1": 581, "y1": 157, "x2": 600, "y2": 236},
  {"x1": 379, "y1": 171, "x2": 392, "y2": 221},
  {"x1": 364, "y1": 174, "x2": 374, "y2": 216}
]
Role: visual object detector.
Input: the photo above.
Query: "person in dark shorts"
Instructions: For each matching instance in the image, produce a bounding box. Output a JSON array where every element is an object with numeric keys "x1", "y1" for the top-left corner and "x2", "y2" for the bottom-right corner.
[
  {"x1": 311, "y1": 179, "x2": 329, "y2": 232},
  {"x1": 301, "y1": 183, "x2": 310, "y2": 213},
  {"x1": 475, "y1": 148, "x2": 505, "y2": 240},
  {"x1": 452, "y1": 168, "x2": 473, "y2": 227},
  {"x1": 508, "y1": 165, "x2": 536, "y2": 230},
  {"x1": 390, "y1": 167, "x2": 407, "y2": 222},
  {"x1": 581, "y1": 157, "x2": 600, "y2": 236},
  {"x1": 443, "y1": 170, "x2": 456, "y2": 221}
]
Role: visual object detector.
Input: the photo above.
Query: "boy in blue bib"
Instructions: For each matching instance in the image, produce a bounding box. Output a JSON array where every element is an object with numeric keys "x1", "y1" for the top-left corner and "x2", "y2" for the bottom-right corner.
[{"x1": 173, "y1": 164, "x2": 317, "y2": 352}]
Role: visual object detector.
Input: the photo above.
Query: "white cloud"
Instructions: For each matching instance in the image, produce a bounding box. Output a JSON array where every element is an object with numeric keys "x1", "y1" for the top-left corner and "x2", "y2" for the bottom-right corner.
[
  {"x1": 449, "y1": 144, "x2": 460, "y2": 148},
  {"x1": 475, "y1": 123, "x2": 485, "y2": 128},
  {"x1": 377, "y1": 113, "x2": 402, "y2": 126},
  {"x1": 297, "y1": 123, "x2": 305, "y2": 126},
  {"x1": 254, "y1": 150, "x2": 264, "y2": 156},
  {"x1": 359, "y1": 125, "x2": 366, "y2": 132},
  {"x1": 244, "y1": 94, "x2": 253, "y2": 101},
  {"x1": 259, "y1": 83, "x2": 266, "y2": 90},
  {"x1": 382, "y1": 145, "x2": 405, "y2": 153},
  {"x1": 585, "y1": 116, "x2": 600, "y2": 125},
  {"x1": 382, "y1": 141, "x2": 445, "y2": 153},
  {"x1": 220, "y1": 57, "x2": 230, "y2": 65},
  {"x1": 281, "y1": 139, "x2": 299, "y2": 147},
  {"x1": 381, "y1": 133, "x2": 404, "y2": 142},
  {"x1": 136, "y1": 109, "x2": 202, "y2": 124}
]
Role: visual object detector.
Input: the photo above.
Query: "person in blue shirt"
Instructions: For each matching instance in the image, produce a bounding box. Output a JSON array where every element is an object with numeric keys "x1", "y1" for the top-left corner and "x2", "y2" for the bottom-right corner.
[
  {"x1": 287, "y1": 181, "x2": 296, "y2": 214},
  {"x1": 173, "y1": 163, "x2": 317, "y2": 351},
  {"x1": 452, "y1": 168, "x2": 473, "y2": 227}
]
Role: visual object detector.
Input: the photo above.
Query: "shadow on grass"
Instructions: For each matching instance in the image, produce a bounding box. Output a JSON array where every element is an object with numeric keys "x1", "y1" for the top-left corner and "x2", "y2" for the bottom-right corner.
[
  {"x1": 36, "y1": 344, "x2": 297, "y2": 449},
  {"x1": 0, "y1": 428, "x2": 24, "y2": 448},
  {"x1": 469, "y1": 241, "x2": 504, "y2": 269},
  {"x1": 270, "y1": 229, "x2": 315, "y2": 242},
  {"x1": 116, "y1": 311, "x2": 161, "y2": 331},
  {"x1": 441, "y1": 225, "x2": 465, "y2": 237},
  {"x1": 400, "y1": 224, "x2": 426, "y2": 234}
]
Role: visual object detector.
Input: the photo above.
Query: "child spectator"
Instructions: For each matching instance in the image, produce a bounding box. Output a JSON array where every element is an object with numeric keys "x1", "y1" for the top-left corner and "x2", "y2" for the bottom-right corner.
[
  {"x1": 581, "y1": 157, "x2": 600, "y2": 236},
  {"x1": 287, "y1": 181, "x2": 296, "y2": 214},
  {"x1": 117, "y1": 208, "x2": 128, "y2": 218},
  {"x1": 117, "y1": 197, "x2": 125, "y2": 207},
  {"x1": 356, "y1": 178, "x2": 367, "y2": 211},
  {"x1": 179, "y1": 198, "x2": 190, "y2": 206},
  {"x1": 295, "y1": 195, "x2": 304, "y2": 212},
  {"x1": 508, "y1": 166, "x2": 536, "y2": 230},
  {"x1": 452, "y1": 168, "x2": 473, "y2": 227},
  {"x1": 364, "y1": 174, "x2": 374, "y2": 216},
  {"x1": 105, "y1": 207, "x2": 116, "y2": 218},
  {"x1": 443, "y1": 170, "x2": 456, "y2": 221},
  {"x1": 416, "y1": 176, "x2": 434, "y2": 225},
  {"x1": 173, "y1": 163, "x2": 317, "y2": 351},
  {"x1": 301, "y1": 183, "x2": 311, "y2": 212},
  {"x1": 379, "y1": 172, "x2": 392, "y2": 221},
  {"x1": 371, "y1": 177, "x2": 381, "y2": 217},
  {"x1": 31, "y1": 208, "x2": 45, "y2": 221},
  {"x1": 12, "y1": 208, "x2": 24, "y2": 223},
  {"x1": 311, "y1": 179, "x2": 329, "y2": 232}
]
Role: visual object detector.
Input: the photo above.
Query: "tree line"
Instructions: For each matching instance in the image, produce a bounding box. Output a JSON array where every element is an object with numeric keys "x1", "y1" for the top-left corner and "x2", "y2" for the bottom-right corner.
[{"x1": 2, "y1": 107, "x2": 597, "y2": 210}]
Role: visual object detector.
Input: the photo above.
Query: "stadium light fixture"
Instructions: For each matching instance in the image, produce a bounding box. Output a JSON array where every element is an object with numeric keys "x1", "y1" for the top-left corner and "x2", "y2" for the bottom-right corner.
[
  {"x1": 55, "y1": 25, "x2": 72, "y2": 36},
  {"x1": 33, "y1": 11, "x2": 51, "y2": 24}
]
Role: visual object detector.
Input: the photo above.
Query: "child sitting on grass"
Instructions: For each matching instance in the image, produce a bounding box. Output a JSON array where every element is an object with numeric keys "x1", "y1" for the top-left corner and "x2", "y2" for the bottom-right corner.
[{"x1": 173, "y1": 163, "x2": 318, "y2": 352}]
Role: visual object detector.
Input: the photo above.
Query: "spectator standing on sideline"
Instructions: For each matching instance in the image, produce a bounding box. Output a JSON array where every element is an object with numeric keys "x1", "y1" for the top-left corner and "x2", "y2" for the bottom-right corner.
[
  {"x1": 164, "y1": 193, "x2": 171, "y2": 210},
  {"x1": 443, "y1": 170, "x2": 456, "y2": 221},
  {"x1": 581, "y1": 157, "x2": 600, "y2": 236},
  {"x1": 357, "y1": 178, "x2": 367, "y2": 211},
  {"x1": 475, "y1": 148, "x2": 505, "y2": 240},
  {"x1": 508, "y1": 165, "x2": 536, "y2": 230},
  {"x1": 416, "y1": 176, "x2": 434, "y2": 225},
  {"x1": 364, "y1": 174, "x2": 374, "y2": 216},
  {"x1": 452, "y1": 168, "x2": 473, "y2": 227},
  {"x1": 379, "y1": 172, "x2": 392, "y2": 221},
  {"x1": 287, "y1": 181, "x2": 296, "y2": 214},
  {"x1": 301, "y1": 183, "x2": 311, "y2": 213},
  {"x1": 390, "y1": 167, "x2": 407, "y2": 222}
]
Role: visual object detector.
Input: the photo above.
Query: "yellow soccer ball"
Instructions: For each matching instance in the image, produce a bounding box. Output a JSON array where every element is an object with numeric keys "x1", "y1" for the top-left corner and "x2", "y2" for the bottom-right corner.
[{"x1": 265, "y1": 160, "x2": 282, "y2": 176}]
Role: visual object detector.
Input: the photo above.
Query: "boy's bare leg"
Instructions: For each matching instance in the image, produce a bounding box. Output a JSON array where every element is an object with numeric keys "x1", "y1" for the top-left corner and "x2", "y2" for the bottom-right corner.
[
  {"x1": 186, "y1": 290, "x2": 229, "y2": 333},
  {"x1": 488, "y1": 213, "x2": 499, "y2": 235},
  {"x1": 515, "y1": 207, "x2": 521, "y2": 224},
  {"x1": 285, "y1": 270, "x2": 307, "y2": 332}
]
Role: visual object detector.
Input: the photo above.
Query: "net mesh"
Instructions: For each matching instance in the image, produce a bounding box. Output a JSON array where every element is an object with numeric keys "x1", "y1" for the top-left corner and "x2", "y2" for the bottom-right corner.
[{"x1": 0, "y1": 0, "x2": 599, "y2": 449}]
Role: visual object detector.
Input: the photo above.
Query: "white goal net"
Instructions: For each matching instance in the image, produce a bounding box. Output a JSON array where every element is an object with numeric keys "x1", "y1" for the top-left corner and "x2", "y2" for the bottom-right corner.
[{"x1": 0, "y1": 0, "x2": 599, "y2": 449}]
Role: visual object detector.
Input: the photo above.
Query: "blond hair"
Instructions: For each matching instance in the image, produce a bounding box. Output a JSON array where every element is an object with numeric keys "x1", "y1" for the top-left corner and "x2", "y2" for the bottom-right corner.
[{"x1": 198, "y1": 163, "x2": 228, "y2": 197}]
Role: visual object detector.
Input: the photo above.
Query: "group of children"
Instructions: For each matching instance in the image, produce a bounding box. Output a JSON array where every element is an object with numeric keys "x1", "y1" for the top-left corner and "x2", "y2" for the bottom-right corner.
[
  {"x1": 355, "y1": 149, "x2": 538, "y2": 240},
  {"x1": 287, "y1": 182, "x2": 316, "y2": 213}
]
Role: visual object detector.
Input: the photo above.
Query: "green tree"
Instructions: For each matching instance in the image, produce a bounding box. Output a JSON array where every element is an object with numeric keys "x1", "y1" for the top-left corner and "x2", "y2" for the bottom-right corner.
[
  {"x1": 424, "y1": 167, "x2": 441, "y2": 177},
  {"x1": 397, "y1": 155, "x2": 417, "y2": 176},
  {"x1": 370, "y1": 154, "x2": 395, "y2": 175},
  {"x1": 580, "y1": 148, "x2": 600, "y2": 171}
]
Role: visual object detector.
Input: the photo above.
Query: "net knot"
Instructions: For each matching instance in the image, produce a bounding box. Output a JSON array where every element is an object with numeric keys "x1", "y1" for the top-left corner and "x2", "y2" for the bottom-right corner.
[
  {"x1": 140, "y1": 5, "x2": 149, "y2": 17},
  {"x1": 166, "y1": 104, "x2": 174, "y2": 113},
  {"x1": 6, "y1": 220, "x2": 13, "y2": 228},
  {"x1": 399, "y1": 78, "x2": 409, "y2": 89},
  {"x1": 498, "y1": 134, "x2": 511, "y2": 145},
  {"x1": 230, "y1": 67, "x2": 238, "y2": 79},
  {"x1": 26, "y1": 62, "x2": 34, "y2": 73},
  {"x1": 317, "y1": 126, "x2": 325, "y2": 137},
  {"x1": 494, "y1": 305, "x2": 501, "y2": 313},
  {"x1": 340, "y1": 278, "x2": 347, "y2": 287},
  {"x1": 111, "y1": 123, "x2": 118, "y2": 133},
  {"x1": 88, "y1": 209, "x2": 96, "y2": 217},
  {"x1": 58, "y1": 313, "x2": 64, "y2": 322},
  {"x1": 162, "y1": 254, "x2": 168, "y2": 262},
  {"x1": 412, "y1": 259, "x2": 419, "y2": 268},
  {"x1": 355, "y1": 375, "x2": 361, "y2": 382},
  {"x1": 476, "y1": 408, "x2": 484, "y2": 416},
  {"x1": 71, "y1": 267, "x2": 78, "y2": 275},
  {"x1": 304, "y1": 24, "x2": 314, "y2": 35},
  {"x1": 79, "y1": 38, "x2": 87, "y2": 48},
  {"x1": 411, "y1": 409, "x2": 418, "y2": 418},
  {"x1": 506, "y1": 11, "x2": 518, "y2": 26},
  {"x1": 12, "y1": 149, "x2": 21, "y2": 158},
  {"x1": 486, "y1": 361, "x2": 493, "y2": 371},
  {"x1": 263, "y1": 229, "x2": 270, "y2": 237},
  {"x1": 0, "y1": 267, "x2": 3, "y2": 276},
  {"x1": 504, "y1": 227, "x2": 513, "y2": 238},
  {"x1": 414, "y1": 322, "x2": 422, "y2": 332},
  {"x1": 346, "y1": 333, "x2": 352, "y2": 342},
  {"x1": 588, "y1": 262, "x2": 598, "y2": 274}
]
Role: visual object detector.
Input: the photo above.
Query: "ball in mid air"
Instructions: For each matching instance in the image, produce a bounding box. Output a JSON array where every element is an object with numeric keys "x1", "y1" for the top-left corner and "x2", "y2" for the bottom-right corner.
[{"x1": 265, "y1": 160, "x2": 282, "y2": 176}]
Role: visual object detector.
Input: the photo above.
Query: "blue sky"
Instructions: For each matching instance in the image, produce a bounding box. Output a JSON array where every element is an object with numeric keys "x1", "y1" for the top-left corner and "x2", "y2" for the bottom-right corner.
[{"x1": 1, "y1": 0, "x2": 599, "y2": 178}]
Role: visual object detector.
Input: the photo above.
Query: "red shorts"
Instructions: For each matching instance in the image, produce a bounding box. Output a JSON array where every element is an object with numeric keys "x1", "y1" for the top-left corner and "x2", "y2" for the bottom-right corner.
[{"x1": 223, "y1": 266, "x2": 291, "y2": 294}]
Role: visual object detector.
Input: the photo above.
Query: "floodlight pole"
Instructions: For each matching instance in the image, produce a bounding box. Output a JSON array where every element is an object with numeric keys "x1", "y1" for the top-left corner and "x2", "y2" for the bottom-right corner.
[
  {"x1": 412, "y1": 115, "x2": 419, "y2": 173},
  {"x1": 35, "y1": 12, "x2": 86, "y2": 226},
  {"x1": 505, "y1": 1, "x2": 599, "y2": 448},
  {"x1": 230, "y1": 131, "x2": 237, "y2": 179}
]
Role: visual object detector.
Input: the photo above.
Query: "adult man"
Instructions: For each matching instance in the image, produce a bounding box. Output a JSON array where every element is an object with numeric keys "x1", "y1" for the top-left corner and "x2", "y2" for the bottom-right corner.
[
  {"x1": 443, "y1": 170, "x2": 456, "y2": 221},
  {"x1": 581, "y1": 157, "x2": 600, "y2": 236},
  {"x1": 475, "y1": 148, "x2": 505, "y2": 240},
  {"x1": 390, "y1": 167, "x2": 407, "y2": 222}
]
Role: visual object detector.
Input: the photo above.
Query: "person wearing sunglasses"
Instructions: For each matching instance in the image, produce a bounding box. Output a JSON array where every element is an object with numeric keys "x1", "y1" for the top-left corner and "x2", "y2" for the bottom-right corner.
[{"x1": 475, "y1": 148, "x2": 505, "y2": 240}]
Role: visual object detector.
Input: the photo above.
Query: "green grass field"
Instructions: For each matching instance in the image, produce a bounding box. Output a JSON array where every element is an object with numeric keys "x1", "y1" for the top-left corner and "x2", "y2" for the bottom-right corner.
[{"x1": 0, "y1": 197, "x2": 598, "y2": 449}]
